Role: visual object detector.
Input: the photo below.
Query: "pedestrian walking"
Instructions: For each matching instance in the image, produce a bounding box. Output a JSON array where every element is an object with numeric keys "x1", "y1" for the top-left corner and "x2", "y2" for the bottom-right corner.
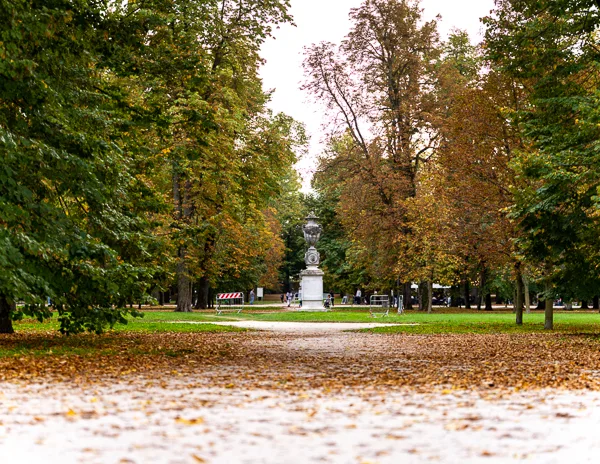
[{"x1": 355, "y1": 289, "x2": 362, "y2": 305}]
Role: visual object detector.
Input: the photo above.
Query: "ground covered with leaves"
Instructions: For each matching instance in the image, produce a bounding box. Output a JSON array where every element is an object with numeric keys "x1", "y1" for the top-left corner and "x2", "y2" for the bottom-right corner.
[{"x1": 2, "y1": 321, "x2": 600, "y2": 462}]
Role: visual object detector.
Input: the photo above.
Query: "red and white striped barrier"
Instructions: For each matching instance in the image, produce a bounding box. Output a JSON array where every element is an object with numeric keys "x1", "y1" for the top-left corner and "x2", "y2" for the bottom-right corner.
[{"x1": 217, "y1": 293, "x2": 243, "y2": 299}]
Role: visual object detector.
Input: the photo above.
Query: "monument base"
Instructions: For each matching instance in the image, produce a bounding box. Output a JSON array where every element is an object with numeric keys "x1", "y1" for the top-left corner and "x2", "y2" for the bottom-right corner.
[{"x1": 299, "y1": 267, "x2": 325, "y2": 311}]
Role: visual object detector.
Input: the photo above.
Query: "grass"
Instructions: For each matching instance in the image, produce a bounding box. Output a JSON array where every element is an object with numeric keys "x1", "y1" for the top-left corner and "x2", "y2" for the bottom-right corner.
[
  {"x1": 132, "y1": 308, "x2": 600, "y2": 334},
  {"x1": 119, "y1": 320, "x2": 247, "y2": 333},
  {"x1": 4, "y1": 309, "x2": 600, "y2": 359},
  {"x1": 154, "y1": 298, "x2": 283, "y2": 306},
  {"x1": 1, "y1": 317, "x2": 246, "y2": 359},
  {"x1": 9, "y1": 313, "x2": 247, "y2": 335},
  {"x1": 10, "y1": 308, "x2": 600, "y2": 335},
  {"x1": 362, "y1": 312, "x2": 600, "y2": 334}
]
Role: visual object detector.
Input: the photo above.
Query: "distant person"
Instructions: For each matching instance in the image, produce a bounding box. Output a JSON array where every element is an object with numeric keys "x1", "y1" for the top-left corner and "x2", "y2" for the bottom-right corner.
[
  {"x1": 249, "y1": 289, "x2": 255, "y2": 305},
  {"x1": 329, "y1": 290, "x2": 335, "y2": 307},
  {"x1": 287, "y1": 291, "x2": 292, "y2": 307},
  {"x1": 355, "y1": 289, "x2": 362, "y2": 305},
  {"x1": 280, "y1": 293, "x2": 285, "y2": 303}
]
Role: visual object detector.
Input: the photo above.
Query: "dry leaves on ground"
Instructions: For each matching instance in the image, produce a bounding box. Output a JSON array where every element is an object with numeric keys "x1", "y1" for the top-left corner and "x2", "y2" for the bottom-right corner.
[{"x1": 1, "y1": 330, "x2": 600, "y2": 392}]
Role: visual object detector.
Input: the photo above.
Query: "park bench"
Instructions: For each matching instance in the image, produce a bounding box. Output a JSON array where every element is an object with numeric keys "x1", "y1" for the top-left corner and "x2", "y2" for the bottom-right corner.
[{"x1": 216, "y1": 292, "x2": 244, "y2": 315}]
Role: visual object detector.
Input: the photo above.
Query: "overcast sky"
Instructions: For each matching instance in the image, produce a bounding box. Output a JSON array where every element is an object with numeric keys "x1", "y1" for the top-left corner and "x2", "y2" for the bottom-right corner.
[{"x1": 259, "y1": 0, "x2": 496, "y2": 188}]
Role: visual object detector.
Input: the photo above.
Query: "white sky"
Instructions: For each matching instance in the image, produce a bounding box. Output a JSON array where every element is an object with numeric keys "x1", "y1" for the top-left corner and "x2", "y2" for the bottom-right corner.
[{"x1": 259, "y1": 0, "x2": 496, "y2": 189}]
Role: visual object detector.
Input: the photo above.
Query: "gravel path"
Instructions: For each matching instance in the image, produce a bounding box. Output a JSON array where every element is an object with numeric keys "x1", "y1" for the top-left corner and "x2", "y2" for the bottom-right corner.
[
  {"x1": 2, "y1": 325, "x2": 600, "y2": 463},
  {"x1": 2, "y1": 382, "x2": 599, "y2": 463}
]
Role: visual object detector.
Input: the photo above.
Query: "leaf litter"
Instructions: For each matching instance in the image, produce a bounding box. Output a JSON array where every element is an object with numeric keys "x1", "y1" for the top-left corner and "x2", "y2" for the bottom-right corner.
[{"x1": 2, "y1": 328, "x2": 600, "y2": 462}]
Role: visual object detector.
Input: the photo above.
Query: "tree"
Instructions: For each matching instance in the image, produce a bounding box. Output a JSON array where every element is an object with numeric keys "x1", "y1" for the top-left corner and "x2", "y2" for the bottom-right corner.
[
  {"x1": 0, "y1": 0, "x2": 163, "y2": 334},
  {"x1": 484, "y1": 0, "x2": 600, "y2": 329},
  {"x1": 273, "y1": 171, "x2": 307, "y2": 294},
  {"x1": 303, "y1": 0, "x2": 442, "y2": 306},
  {"x1": 116, "y1": 0, "x2": 299, "y2": 311},
  {"x1": 309, "y1": 171, "x2": 369, "y2": 297}
]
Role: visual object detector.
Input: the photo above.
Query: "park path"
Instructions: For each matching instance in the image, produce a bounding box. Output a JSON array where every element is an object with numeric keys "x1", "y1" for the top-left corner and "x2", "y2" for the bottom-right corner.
[
  {"x1": 2, "y1": 325, "x2": 600, "y2": 463},
  {"x1": 174, "y1": 320, "x2": 418, "y2": 332}
]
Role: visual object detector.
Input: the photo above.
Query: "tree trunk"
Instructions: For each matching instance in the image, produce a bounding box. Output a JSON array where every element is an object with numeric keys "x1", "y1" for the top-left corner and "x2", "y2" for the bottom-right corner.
[
  {"x1": 197, "y1": 276, "x2": 209, "y2": 309},
  {"x1": 580, "y1": 299, "x2": 589, "y2": 310},
  {"x1": 536, "y1": 297, "x2": 545, "y2": 310},
  {"x1": 427, "y1": 280, "x2": 433, "y2": 314},
  {"x1": 176, "y1": 251, "x2": 193, "y2": 312},
  {"x1": 524, "y1": 277, "x2": 531, "y2": 314},
  {"x1": 512, "y1": 288, "x2": 516, "y2": 311},
  {"x1": 151, "y1": 289, "x2": 160, "y2": 307},
  {"x1": 485, "y1": 293, "x2": 493, "y2": 311},
  {"x1": 544, "y1": 280, "x2": 553, "y2": 330},
  {"x1": 464, "y1": 279, "x2": 471, "y2": 309},
  {"x1": 403, "y1": 282, "x2": 412, "y2": 310},
  {"x1": 477, "y1": 267, "x2": 486, "y2": 311},
  {"x1": 192, "y1": 281, "x2": 199, "y2": 309},
  {"x1": 515, "y1": 263, "x2": 524, "y2": 325},
  {"x1": 593, "y1": 295, "x2": 599, "y2": 310},
  {"x1": 450, "y1": 285, "x2": 460, "y2": 308},
  {"x1": 0, "y1": 295, "x2": 15, "y2": 334},
  {"x1": 208, "y1": 287, "x2": 214, "y2": 309},
  {"x1": 173, "y1": 170, "x2": 193, "y2": 313},
  {"x1": 417, "y1": 282, "x2": 424, "y2": 311}
]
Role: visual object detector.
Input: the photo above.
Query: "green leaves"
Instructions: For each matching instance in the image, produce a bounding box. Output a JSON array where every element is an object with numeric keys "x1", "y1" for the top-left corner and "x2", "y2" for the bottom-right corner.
[
  {"x1": 485, "y1": 0, "x2": 600, "y2": 301},
  {"x1": 0, "y1": 0, "x2": 166, "y2": 333}
]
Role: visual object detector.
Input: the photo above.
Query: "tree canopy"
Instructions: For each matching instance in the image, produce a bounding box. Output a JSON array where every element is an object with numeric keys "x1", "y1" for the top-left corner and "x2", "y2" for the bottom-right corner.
[
  {"x1": 2, "y1": 0, "x2": 600, "y2": 334},
  {"x1": 0, "y1": 0, "x2": 303, "y2": 333},
  {"x1": 304, "y1": 0, "x2": 600, "y2": 325}
]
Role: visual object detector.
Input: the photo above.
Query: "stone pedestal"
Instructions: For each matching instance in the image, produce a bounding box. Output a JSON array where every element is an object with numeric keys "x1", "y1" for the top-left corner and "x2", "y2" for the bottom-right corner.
[
  {"x1": 297, "y1": 212, "x2": 326, "y2": 311},
  {"x1": 300, "y1": 267, "x2": 324, "y2": 311}
]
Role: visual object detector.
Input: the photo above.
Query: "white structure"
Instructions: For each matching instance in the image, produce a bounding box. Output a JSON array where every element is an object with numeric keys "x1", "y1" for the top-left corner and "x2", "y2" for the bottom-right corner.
[{"x1": 299, "y1": 212, "x2": 325, "y2": 311}]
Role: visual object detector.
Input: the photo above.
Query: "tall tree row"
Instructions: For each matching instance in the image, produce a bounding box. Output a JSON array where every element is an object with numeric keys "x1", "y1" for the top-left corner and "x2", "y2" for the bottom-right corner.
[
  {"x1": 303, "y1": 0, "x2": 443, "y2": 307},
  {"x1": 109, "y1": 0, "x2": 301, "y2": 312},
  {"x1": 0, "y1": 0, "x2": 168, "y2": 334},
  {"x1": 0, "y1": 0, "x2": 303, "y2": 333},
  {"x1": 484, "y1": 0, "x2": 600, "y2": 328},
  {"x1": 305, "y1": 0, "x2": 600, "y2": 324}
]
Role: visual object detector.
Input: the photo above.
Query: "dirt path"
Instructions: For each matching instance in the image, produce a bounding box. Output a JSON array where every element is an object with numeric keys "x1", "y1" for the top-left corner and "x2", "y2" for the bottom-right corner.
[{"x1": 2, "y1": 328, "x2": 600, "y2": 463}]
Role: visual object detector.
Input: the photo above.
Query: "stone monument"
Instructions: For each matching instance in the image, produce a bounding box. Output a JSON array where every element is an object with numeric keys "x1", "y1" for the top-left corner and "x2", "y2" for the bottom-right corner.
[{"x1": 299, "y1": 212, "x2": 325, "y2": 310}]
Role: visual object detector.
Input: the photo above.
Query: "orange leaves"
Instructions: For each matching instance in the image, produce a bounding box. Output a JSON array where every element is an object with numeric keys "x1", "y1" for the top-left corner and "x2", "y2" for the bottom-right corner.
[
  {"x1": 2, "y1": 328, "x2": 600, "y2": 392},
  {"x1": 175, "y1": 416, "x2": 204, "y2": 425}
]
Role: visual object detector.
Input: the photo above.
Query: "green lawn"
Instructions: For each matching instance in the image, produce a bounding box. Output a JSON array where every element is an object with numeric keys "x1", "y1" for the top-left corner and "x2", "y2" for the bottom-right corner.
[
  {"x1": 130, "y1": 309, "x2": 600, "y2": 334},
  {"x1": 9, "y1": 309, "x2": 600, "y2": 336},
  {"x1": 4, "y1": 309, "x2": 600, "y2": 359},
  {"x1": 11, "y1": 314, "x2": 247, "y2": 334},
  {"x1": 2, "y1": 318, "x2": 246, "y2": 359}
]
